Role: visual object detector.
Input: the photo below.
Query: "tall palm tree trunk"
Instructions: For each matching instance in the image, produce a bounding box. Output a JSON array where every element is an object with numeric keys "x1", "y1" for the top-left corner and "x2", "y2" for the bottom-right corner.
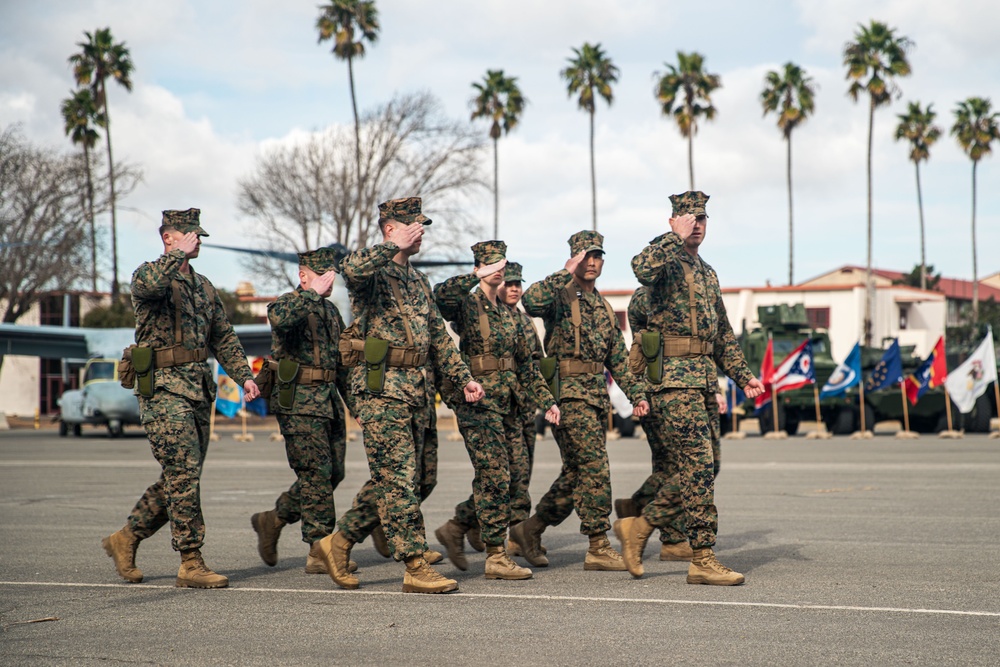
[
  {"x1": 864, "y1": 99, "x2": 875, "y2": 347},
  {"x1": 347, "y1": 56, "x2": 363, "y2": 235},
  {"x1": 589, "y1": 108, "x2": 597, "y2": 231},
  {"x1": 100, "y1": 76, "x2": 120, "y2": 302},
  {"x1": 492, "y1": 136, "x2": 499, "y2": 239},
  {"x1": 786, "y1": 134, "x2": 794, "y2": 285},
  {"x1": 83, "y1": 141, "x2": 97, "y2": 292},
  {"x1": 915, "y1": 162, "x2": 926, "y2": 291},
  {"x1": 971, "y1": 160, "x2": 979, "y2": 323},
  {"x1": 687, "y1": 131, "x2": 695, "y2": 190}
]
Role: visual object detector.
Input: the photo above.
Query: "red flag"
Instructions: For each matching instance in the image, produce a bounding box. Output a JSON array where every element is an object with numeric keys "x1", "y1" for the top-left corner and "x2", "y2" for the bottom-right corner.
[
  {"x1": 755, "y1": 338, "x2": 775, "y2": 410},
  {"x1": 904, "y1": 336, "x2": 947, "y2": 405}
]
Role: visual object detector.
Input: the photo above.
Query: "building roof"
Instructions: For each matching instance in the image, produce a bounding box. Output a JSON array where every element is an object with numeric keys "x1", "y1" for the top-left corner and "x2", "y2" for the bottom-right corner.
[{"x1": 799, "y1": 265, "x2": 1000, "y2": 302}]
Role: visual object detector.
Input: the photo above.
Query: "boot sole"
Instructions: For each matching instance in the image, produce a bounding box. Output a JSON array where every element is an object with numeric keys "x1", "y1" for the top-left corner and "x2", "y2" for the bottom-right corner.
[
  {"x1": 250, "y1": 514, "x2": 278, "y2": 567},
  {"x1": 485, "y1": 572, "x2": 532, "y2": 580},
  {"x1": 102, "y1": 536, "x2": 143, "y2": 583},
  {"x1": 175, "y1": 578, "x2": 228, "y2": 589},
  {"x1": 686, "y1": 575, "x2": 745, "y2": 586},
  {"x1": 402, "y1": 582, "x2": 458, "y2": 593},
  {"x1": 612, "y1": 521, "x2": 644, "y2": 578},
  {"x1": 584, "y1": 562, "x2": 627, "y2": 571}
]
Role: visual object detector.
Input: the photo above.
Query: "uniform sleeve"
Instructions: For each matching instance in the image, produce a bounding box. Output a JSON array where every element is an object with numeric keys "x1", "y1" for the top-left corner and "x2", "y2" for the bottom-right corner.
[
  {"x1": 207, "y1": 283, "x2": 253, "y2": 385},
  {"x1": 130, "y1": 249, "x2": 187, "y2": 301},
  {"x1": 330, "y1": 305, "x2": 354, "y2": 411},
  {"x1": 712, "y1": 292, "x2": 755, "y2": 388},
  {"x1": 631, "y1": 232, "x2": 684, "y2": 287},
  {"x1": 522, "y1": 269, "x2": 571, "y2": 319},
  {"x1": 434, "y1": 273, "x2": 479, "y2": 324},
  {"x1": 514, "y1": 316, "x2": 555, "y2": 409},
  {"x1": 627, "y1": 289, "x2": 648, "y2": 333},
  {"x1": 340, "y1": 242, "x2": 399, "y2": 291},
  {"x1": 605, "y1": 327, "x2": 647, "y2": 406},
  {"x1": 427, "y1": 289, "x2": 474, "y2": 390},
  {"x1": 267, "y1": 289, "x2": 321, "y2": 332}
]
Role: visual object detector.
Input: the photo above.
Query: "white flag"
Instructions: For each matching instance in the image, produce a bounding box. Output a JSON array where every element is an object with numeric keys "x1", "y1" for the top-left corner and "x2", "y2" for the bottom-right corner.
[{"x1": 944, "y1": 328, "x2": 998, "y2": 414}]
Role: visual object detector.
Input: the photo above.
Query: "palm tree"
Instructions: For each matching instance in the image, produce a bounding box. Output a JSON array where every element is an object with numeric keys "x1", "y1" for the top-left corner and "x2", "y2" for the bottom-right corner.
[
  {"x1": 68, "y1": 27, "x2": 134, "y2": 301},
  {"x1": 316, "y1": 0, "x2": 379, "y2": 222},
  {"x1": 761, "y1": 62, "x2": 816, "y2": 286},
  {"x1": 61, "y1": 88, "x2": 105, "y2": 292},
  {"x1": 654, "y1": 51, "x2": 721, "y2": 190},
  {"x1": 561, "y1": 43, "x2": 619, "y2": 232},
  {"x1": 470, "y1": 70, "x2": 526, "y2": 238},
  {"x1": 951, "y1": 97, "x2": 1000, "y2": 323},
  {"x1": 894, "y1": 101, "x2": 941, "y2": 291},
  {"x1": 843, "y1": 20, "x2": 912, "y2": 346}
]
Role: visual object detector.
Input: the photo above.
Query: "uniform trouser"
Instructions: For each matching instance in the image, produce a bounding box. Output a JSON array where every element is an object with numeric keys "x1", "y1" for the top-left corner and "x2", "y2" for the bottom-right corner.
[
  {"x1": 640, "y1": 389, "x2": 719, "y2": 549},
  {"x1": 534, "y1": 399, "x2": 612, "y2": 536},
  {"x1": 337, "y1": 395, "x2": 433, "y2": 560},
  {"x1": 128, "y1": 391, "x2": 211, "y2": 552},
  {"x1": 273, "y1": 413, "x2": 346, "y2": 545},
  {"x1": 632, "y1": 408, "x2": 722, "y2": 544},
  {"x1": 452, "y1": 406, "x2": 530, "y2": 545},
  {"x1": 521, "y1": 408, "x2": 537, "y2": 482}
]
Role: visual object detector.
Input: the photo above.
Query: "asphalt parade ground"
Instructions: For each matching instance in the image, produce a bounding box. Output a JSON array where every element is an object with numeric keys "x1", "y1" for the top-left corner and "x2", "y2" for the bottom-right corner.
[{"x1": 1, "y1": 424, "x2": 999, "y2": 666}]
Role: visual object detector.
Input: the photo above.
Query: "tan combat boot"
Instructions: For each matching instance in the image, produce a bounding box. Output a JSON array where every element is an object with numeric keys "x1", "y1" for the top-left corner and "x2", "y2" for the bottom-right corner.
[
  {"x1": 370, "y1": 524, "x2": 390, "y2": 558},
  {"x1": 424, "y1": 549, "x2": 444, "y2": 565},
  {"x1": 466, "y1": 524, "x2": 486, "y2": 552},
  {"x1": 101, "y1": 526, "x2": 143, "y2": 583},
  {"x1": 614, "y1": 497, "x2": 642, "y2": 519},
  {"x1": 434, "y1": 519, "x2": 469, "y2": 571},
  {"x1": 613, "y1": 516, "x2": 653, "y2": 578},
  {"x1": 315, "y1": 531, "x2": 359, "y2": 589},
  {"x1": 306, "y1": 542, "x2": 357, "y2": 574},
  {"x1": 584, "y1": 533, "x2": 627, "y2": 571},
  {"x1": 509, "y1": 515, "x2": 548, "y2": 567},
  {"x1": 402, "y1": 555, "x2": 458, "y2": 594},
  {"x1": 660, "y1": 541, "x2": 694, "y2": 562},
  {"x1": 484, "y1": 546, "x2": 532, "y2": 580},
  {"x1": 687, "y1": 547, "x2": 745, "y2": 586},
  {"x1": 176, "y1": 550, "x2": 229, "y2": 589},
  {"x1": 508, "y1": 523, "x2": 547, "y2": 558},
  {"x1": 250, "y1": 510, "x2": 285, "y2": 567}
]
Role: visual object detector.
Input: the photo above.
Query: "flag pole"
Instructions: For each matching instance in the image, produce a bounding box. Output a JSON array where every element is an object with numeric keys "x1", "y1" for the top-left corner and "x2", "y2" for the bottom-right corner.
[
  {"x1": 813, "y1": 384, "x2": 822, "y2": 425},
  {"x1": 770, "y1": 382, "x2": 779, "y2": 433},
  {"x1": 897, "y1": 380, "x2": 918, "y2": 439},
  {"x1": 732, "y1": 381, "x2": 739, "y2": 433},
  {"x1": 858, "y1": 379, "x2": 867, "y2": 432},
  {"x1": 992, "y1": 380, "x2": 1000, "y2": 439},
  {"x1": 939, "y1": 385, "x2": 963, "y2": 439}
]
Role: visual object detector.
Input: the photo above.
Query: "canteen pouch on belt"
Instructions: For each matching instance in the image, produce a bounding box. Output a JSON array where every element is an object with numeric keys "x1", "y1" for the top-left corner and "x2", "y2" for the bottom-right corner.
[
  {"x1": 539, "y1": 356, "x2": 560, "y2": 403},
  {"x1": 641, "y1": 331, "x2": 664, "y2": 385},
  {"x1": 364, "y1": 337, "x2": 390, "y2": 394},
  {"x1": 628, "y1": 334, "x2": 646, "y2": 375},
  {"x1": 131, "y1": 345, "x2": 155, "y2": 398},
  {"x1": 276, "y1": 359, "x2": 300, "y2": 411},
  {"x1": 119, "y1": 345, "x2": 137, "y2": 389},
  {"x1": 255, "y1": 362, "x2": 275, "y2": 400}
]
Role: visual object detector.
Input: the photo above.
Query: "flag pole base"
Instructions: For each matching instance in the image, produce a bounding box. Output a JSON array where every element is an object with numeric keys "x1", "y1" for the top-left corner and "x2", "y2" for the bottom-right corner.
[
  {"x1": 269, "y1": 432, "x2": 284, "y2": 442},
  {"x1": 850, "y1": 430, "x2": 874, "y2": 440},
  {"x1": 894, "y1": 430, "x2": 920, "y2": 440},
  {"x1": 763, "y1": 431, "x2": 788, "y2": 440},
  {"x1": 724, "y1": 431, "x2": 747, "y2": 440},
  {"x1": 347, "y1": 432, "x2": 359, "y2": 442},
  {"x1": 938, "y1": 430, "x2": 964, "y2": 439},
  {"x1": 233, "y1": 433, "x2": 255, "y2": 442},
  {"x1": 990, "y1": 430, "x2": 1000, "y2": 439},
  {"x1": 209, "y1": 432, "x2": 221, "y2": 442},
  {"x1": 806, "y1": 430, "x2": 832, "y2": 440}
]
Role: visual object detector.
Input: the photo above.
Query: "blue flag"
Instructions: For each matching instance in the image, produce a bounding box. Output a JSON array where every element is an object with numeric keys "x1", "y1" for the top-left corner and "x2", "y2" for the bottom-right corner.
[
  {"x1": 820, "y1": 343, "x2": 862, "y2": 399},
  {"x1": 725, "y1": 377, "x2": 746, "y2": 414},
  {"x1": 865, "y1": 339, "x2": 903, "y2": 392},
  {"x1": 215, "y1": 365, "x2": 242, "y2": 418}
]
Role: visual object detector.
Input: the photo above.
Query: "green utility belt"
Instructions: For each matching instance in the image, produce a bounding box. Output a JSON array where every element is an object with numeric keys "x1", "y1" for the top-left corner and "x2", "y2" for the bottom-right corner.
[
  {"x1": 364, "y1": 337, "x2": 390, "y2": 394},
  {"x1": 641, "y1": 331, "x2": 663, "y2": 385},
  {"x1": 275, "y1": 359, "x2": 300, "y2": 411},
  {"x1": 539, "y1": 357, "x2": 559, "y2": 402}
]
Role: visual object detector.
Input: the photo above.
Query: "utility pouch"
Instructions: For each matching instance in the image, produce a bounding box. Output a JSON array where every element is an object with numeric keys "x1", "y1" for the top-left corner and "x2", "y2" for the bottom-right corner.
[
  {"x1": 641, "y1": 331, "x2": 664, "y2": 385},
  {"x1": 339, "y1": 322, "x2": 365, "y2": 367},
  {"x1": 539, "y1": 357, "x2": 560, "y2": 403},
  {"x1": 119, "y1": 345, "x2": 137, "y2": 389},
  {"x1": 628, "y1": 334, "x2": 647, "y2": 375},
  {"x1": 131, "y1": 345, "x2": 155, "y2": 398},
  {"x1": 255, "y1": 362, "x2": 275, "y2": 400},
  {"x1": 364, "y1": 337, "x2": 390, "y2": 394},
  {"x1": 276, "y1": 359, "x2": 300, "y2": 411}
]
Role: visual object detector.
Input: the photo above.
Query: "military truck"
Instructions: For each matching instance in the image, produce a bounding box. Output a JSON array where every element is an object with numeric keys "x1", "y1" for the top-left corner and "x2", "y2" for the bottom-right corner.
[{"x1": 732, "y1": 304, "x2": 997, "y2": 435}]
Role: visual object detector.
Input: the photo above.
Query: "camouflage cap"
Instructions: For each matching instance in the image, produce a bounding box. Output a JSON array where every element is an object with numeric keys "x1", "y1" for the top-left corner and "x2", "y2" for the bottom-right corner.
[
  {"x1": 471, "y1": 240, "x2": 507, "y2": 266},
  {"x1": 504, "y1": 261, "x2": 524, "y2": 283},
  {"x1": 378, "y1": 196, "x2": 432, "y2": 225},
  {"x1": 297, "y1": 247, "x2": 340, "y2": 275},
  {"x1": 669, "y1": 191, "x2": 710, "y2": 217},
  {"x1": 162, "y1": 208, "x2": 209, "y2": 236},
  {"x1": 568, "y1": 230, "x2": 605, "y2": 256}
]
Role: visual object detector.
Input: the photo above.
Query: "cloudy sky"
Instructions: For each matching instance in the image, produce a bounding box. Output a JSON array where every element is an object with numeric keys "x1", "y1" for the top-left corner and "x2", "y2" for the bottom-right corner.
[{"x1": 2, "y1": 0, "x2": 997, "y2": 294}]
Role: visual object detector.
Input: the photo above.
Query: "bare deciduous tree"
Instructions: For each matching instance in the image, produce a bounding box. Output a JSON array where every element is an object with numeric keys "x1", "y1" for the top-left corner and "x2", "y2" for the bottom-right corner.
[{"x1": 237, "y1": 91, "x2": 487, "y2": 290}]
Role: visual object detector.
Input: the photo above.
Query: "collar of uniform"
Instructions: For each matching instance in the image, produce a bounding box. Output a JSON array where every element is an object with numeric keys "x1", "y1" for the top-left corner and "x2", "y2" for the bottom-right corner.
[
  {"x1": 475, "y1": 288, "x2": 495, "y2": 311},
  {"x1": 384, "y1": 260, "x2": 412, "y2": 281}
]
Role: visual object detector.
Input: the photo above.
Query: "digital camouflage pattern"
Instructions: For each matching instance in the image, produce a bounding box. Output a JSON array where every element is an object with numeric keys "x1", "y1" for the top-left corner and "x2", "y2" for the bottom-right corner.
[
  {"x1": 161, "y1": 208, "x2": 209, "y2": 236},
  {"x1": 510, "y1": 304, "x2": 543, "y2": 500},
  {"x1": 267, "y1": 286, "x2": 351, "y2": 544},
  {"x1": 131, "y1": 249, "x2": 253, "y2": 401},
  {"x1": 568, "y1": 230, "x2": 605, "y2": 256},
  {"x1": 471, "y1": 240, "x2": 507, "y2": 265},
  {"x1": 296, "y1": 246, "x2": 341, "y2": 275},
  {"x1": 378, "y1": 196, "x2": 432, "y2": 225},
  {"x1": 669, "y1": 190, "x2": 710, "y2": 217},
  {"x1": 126, "y1": 251, "x2": 253, "y2": 552},
  {"x1": 630, "y1": 234, "x2": 753, "y2": 391},
  {"x1": 503, "y1": 261, "x2": 524, "y2": 283}
]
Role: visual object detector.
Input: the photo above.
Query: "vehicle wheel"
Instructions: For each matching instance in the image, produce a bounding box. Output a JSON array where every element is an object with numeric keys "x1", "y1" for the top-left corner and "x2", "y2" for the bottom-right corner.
[
  {"x1": 614, "y1": 414, "x2": 636, "y2": 438},
  {"x1": 857, "y1": 403, "x2": 876, "y2": 432},
  {"x1": 758, "y1": 404, "x2": 785, "y2": 435},
  {"x1": 965, "y1": 394, "x2": 993, "y2": 433},
  {"x1": 828, "y1": 407, "x2": 854, "y2": 435},
  {"x1": 785, "y1": 416, "x2": 800, "y2": 436},
  {"x1": 59, "y1": 421, "x2": 68, "y2": 437},
  {"x1": 72, "y1": 424, "x2": 82, "y2": 437},
  {"x1": 108, "y1": 421, "x2": 124, "y2": 438}
]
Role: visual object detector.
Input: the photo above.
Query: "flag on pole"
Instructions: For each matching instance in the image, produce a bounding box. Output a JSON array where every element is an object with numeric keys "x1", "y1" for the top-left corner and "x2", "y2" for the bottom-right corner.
[
  {"x1": 944, "y1": 328, "x2": 998, "y2": 414},
  {"x1": 216, "y1": 365, "x2": 242, "y2": 418},
  {"x1": 904, "y1": 336, "x2": 947, "y2": 405},
  {"x1": 820, "y1": 343, "x2": 862, "y2": 399},
  {"x1": 245, "y1": 357, "x2": 269, "y2": 416},
  {"x1": 726, "y1": 377, "x2": 746, "y2": 414},
  {"x1": 754, "y1": 338, "x2": 775, "y2": 411},
  {"x1": 770, "y1": 339, "x2": 816, "y2": 394},
  {"x1": 865, "y1": 339, "x2": 903, "y2": 393}
]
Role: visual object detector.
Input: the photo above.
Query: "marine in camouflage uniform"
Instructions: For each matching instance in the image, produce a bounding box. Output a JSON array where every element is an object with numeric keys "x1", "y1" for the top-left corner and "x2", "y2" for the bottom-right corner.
[
  {"x1": 314, "y1": 197, "x2": 481, "y2": 594},
  {"x1": 248, "y1": 247, "x2": 353, "y2": 575},
  {"x1": 510, "y1": 231, "x2": 649, "y2": 571},
  {"x1": 615, "y1": 191, "x2": 760, "y2": 586},
  {"x1": 433, "y1": 244, "x2": 556, "y2": 580},
  {"x1": 101, "y1": 208, "x2": 257, "y2": 589}
]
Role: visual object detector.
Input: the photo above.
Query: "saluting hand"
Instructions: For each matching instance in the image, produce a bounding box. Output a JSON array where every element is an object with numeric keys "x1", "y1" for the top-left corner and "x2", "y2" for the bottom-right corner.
[
  {"x1": 475, "y1": 258, "x2": 507, "y2": 279},
  {"x1": 174, "y1": 232, "x2": 200, "y2": 258},
  {"x1": 633, "y1": 399, "x2": 650, "y2": 419},
  {"x1": 390, "y1": 223, "x2": 424, "y2": 252},
  {"x1": 545, "y1": 404, "x2": 561, "y2": 426},
  {"x1": 243, "y1": 379, "x2": 261, "y2": 402},
  {"x1": 668, "y1": 214, "x2": 697, "y2": 241},
  {"x1": 463, "y1": 380, "x2": 485, "y2": 403},
  {"x1": 564, "y1": 250, "x2": 587, "y2": 274},
  {"x1": 743, "y1": 377, "x2": 765, "y2": 399},
  {"x1": 310, "y1": 270, "x2": 336, "y2": 297}
]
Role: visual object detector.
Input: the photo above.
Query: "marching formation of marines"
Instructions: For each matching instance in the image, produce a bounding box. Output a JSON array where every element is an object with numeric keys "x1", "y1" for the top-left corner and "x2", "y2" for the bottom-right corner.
[{"x1": 102, "y1": 191, "x2": 764, "y2": 594}]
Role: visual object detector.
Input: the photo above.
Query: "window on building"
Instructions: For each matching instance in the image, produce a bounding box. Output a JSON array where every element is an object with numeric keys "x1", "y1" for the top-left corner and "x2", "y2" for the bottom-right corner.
[
  {"x1": 39, "y1": 293, "x2": 81, "y2": 326},
  {"x1": 806, "y1": 307, "x2": 830, "y2": 330},
  {"x1": 899, "y1": 305, "x2": 909, "y2": 330}
]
